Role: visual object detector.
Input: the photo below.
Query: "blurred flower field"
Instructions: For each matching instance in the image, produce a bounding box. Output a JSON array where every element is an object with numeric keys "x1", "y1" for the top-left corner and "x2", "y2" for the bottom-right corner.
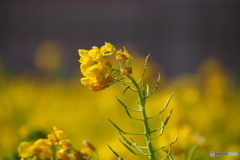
[{"x1": 0, "y1": 53, "x2": 239, "y2": 160}]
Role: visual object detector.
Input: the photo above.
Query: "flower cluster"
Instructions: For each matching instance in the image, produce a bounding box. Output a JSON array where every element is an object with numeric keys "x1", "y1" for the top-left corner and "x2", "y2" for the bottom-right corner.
[
  {"x1": 18, "y1": 127, "x2": 96, "y2": 160},
  {"x1": 78, "y1": 42, "x2": 132, "y2": 91}
]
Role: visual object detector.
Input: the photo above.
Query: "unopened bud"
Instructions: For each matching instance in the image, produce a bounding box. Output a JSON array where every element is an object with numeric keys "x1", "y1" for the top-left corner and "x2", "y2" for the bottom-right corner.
[
  {"x1": 82, "y1": 140, "x2": 95, "y2": 151},
  {"x1": 120, "y1": 67, "x2": 132, "y2": 75}
]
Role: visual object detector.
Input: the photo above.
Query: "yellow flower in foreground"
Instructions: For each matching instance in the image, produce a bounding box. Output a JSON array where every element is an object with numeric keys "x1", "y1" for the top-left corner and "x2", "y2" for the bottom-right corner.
[
  {"x1": 81, "y1": 75, "x2": 114, "y2": 91},
  {"x1": 78, "y1": 42, "x2": 133, "y2": 91},
  {"x1": 88, "y1": 46, "x2": 103, "y2": 61},
  {"x1": 100, "y1": 42, "x2": 116, "y2": 55},
  {"x1": 78, "y1": 46, "x2": 102, "y2": 62},
  {"x1": 81, "y1": 59, "x2": 112, "y2": 77}
]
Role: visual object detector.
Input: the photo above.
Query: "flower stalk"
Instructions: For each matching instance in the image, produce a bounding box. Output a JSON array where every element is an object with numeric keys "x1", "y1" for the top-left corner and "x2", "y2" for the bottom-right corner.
[
  {"x1": 78, "y1": 42, "x2": 177, "y2": 159},
  {"x1": 126, "y1": 74, "x2": 155, "y2": 159}
]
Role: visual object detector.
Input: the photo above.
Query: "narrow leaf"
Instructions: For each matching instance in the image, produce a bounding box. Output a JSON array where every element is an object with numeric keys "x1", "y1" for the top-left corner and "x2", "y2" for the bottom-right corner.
[
  {"x1": 154, "y1": 132, "x2": 178, "y2": 151},
  {"x1": 108, "y1": 118, "x2": 124, "y2": 133},
  {"x1": 146, "y1": 84, "x2": 149, "y2": 98},
  {"x1": 142, "y1": 54, "x2": 150, "y2": 79},
  {"x1": 108, "y1": 118, "x2": 145, "y2": 135},
  {"x1": 146, "y1": 72, "x2": 160, "y2": 98},
  {"x1": 119, "y1": 139, "x2": 150, "y2": 157},
  {"x1": 164, "y1": 109, "x2": 173, "y2": 126},
  {"x1": 150, "y1": 125, "x2": 164, "y2": 133},
  {"x1": 147, "y1": 92, "x2": 174, "y2": 119},
  {"x1": 119, "y1": 139, "x2": 137, "y2": 155},
  {"x1": 151, "y1": 117, "x2": 165, "y2": 139},
  {"x1": 123, "y1": 86, "x2": 130, "y2": 94},
  {"x1": 108, "y1": 145, "x2": 125, "y2": 160},
  {"x1": 130, "y1": 137, "x2": 150, "y2": 158},
  {"x1": 119, "y1": 132, "x2": 133, "y2": 146},
  {"x1": 115, "y1": 96, "x2": 141, "y2": 112}
]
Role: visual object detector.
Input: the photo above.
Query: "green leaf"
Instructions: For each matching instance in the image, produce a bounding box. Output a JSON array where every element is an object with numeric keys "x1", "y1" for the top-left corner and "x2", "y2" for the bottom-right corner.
[
  {"x1": 114, "y1": 96, "x2": 141, "y2": 112},
  {"x1": 147, "y1": 92, "x2": 174, "y2": 119},
  {"x1": 164, "y1": 109, "x2": 173, "y2": 126},
  {"x1": 108, "y1": 145, "x2": 125, "y2": 160},
  {"x1": 108, "y1": 118, "x2": 145, "y2": 135}
]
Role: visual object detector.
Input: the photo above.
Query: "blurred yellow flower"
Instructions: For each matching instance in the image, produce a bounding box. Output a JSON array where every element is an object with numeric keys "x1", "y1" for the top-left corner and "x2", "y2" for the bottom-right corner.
[
  {"x1": 52, "y1": 127, "x2": 66, "y2": 140},
  {"x1": 18, "y1": 127, "x2": 93, "y2": 160},
  {"x1": 18, "y1": 142, "x2": 31, "y2": 158},
  {"x1": 34, "y1": 41, "x2": 62, "y2": 73},
  {"x1": 82, "y1": 140, "x2": 96, "y2": 151}
]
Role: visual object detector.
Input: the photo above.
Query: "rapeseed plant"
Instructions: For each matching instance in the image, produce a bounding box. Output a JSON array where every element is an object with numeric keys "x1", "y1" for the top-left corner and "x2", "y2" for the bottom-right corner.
[{"x1": 78, "y1": 42, "x2": 177, "y2": 160}]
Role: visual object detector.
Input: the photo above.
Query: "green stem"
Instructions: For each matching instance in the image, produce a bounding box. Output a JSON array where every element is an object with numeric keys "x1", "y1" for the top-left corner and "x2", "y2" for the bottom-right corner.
[
  {"x1": 187, "y1": 144, "x2": 198, "y2": 160},
  {"x1": 126, "y1": 75, "x2": 155, "y2": 160}
]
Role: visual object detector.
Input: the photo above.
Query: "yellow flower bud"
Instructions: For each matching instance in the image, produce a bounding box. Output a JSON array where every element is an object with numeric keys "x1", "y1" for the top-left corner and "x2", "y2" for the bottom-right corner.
[
  {"x1": 47, "y1": 133, "x2": 57, "y2": 142},
  {"x1": 57, "y1": 149, "x2": 69, "y2": 160},
  {"x1": 82, "y1": 140, "x2": 95, "y2": 151},
  {"x1": 71, "y1": 151, "x2": 84, "y2": 160},
  {"x1": 116, "y1": 49, "x2": 131, "y2": 63},
  {"x1": 53, "y1": 129, "x2": 66, "y2": 140},
  {"x1": 120, "y1": 67, "x2": 132, "y2": 75},
  {"x1": 60, "y1": 140, "x2": 72, "y2": 149}
]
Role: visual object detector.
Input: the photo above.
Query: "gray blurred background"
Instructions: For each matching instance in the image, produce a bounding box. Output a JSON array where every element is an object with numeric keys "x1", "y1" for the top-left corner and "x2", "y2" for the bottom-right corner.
[{"x1": 1, "y1": 0, "x2": 240, "y2": 78}]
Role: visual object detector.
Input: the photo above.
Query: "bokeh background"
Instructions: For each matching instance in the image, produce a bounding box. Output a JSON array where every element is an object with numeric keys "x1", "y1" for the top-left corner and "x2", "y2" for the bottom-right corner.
[{"x1": 0, "y1": 0, "x2": 240, "y2": 160}]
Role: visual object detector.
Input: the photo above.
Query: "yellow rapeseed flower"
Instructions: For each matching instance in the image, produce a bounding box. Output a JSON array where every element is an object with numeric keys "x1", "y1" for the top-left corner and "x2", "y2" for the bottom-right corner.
[
  {"x1": 78, "y1": 49, "x2": 91, "y2": 64},
  {"x1": 120, "y1": 67, "x2": 132, "y2": 75},
  {"x1": 88, "y1": 46, "x2": 103, "y2": 61},
  {"x1": 60, "y1": 140, "x2": 72, "y2": 149},
  {"x1": 116, "y1": 48, "x2": 131, "y2": 63},
  {"x1": 81, "y1": 75, "x2": 114, "y2": 91},
  {"x1": 71, "y1": 151, "x2": 84, "y2": 160},
  {"x1": 100, "y1": 42, "x2": 116, "y2": 55},
  {"x1": 78, "y1": 42, "x2": 133, "y2": 91},
  {"x1": 81, "y1": 59, "x2": 112, "y2": 77},
  {"x1": 52, "y1": 126, "x2": 66, "y2": 140},
  {"x1": 57, "y1": 148, "x2": 69, "y2": 160},
  {"x1": 47, "y1": 133, "x2": 57, "y2": 142},
  {"x1": 39, "y1": 147, "x2": 53, "y2": 159},
  {"x1": 27, "y1": 144, "x2": 41, "y2": 155},
  {"x1": 34, "y1": 139, "x2": 52, "y2": 147},
  {"x1": 31, "y1": 139, "x2": 53, "y2": 159},
  {"x1": 18, "y1": 126, "x2": 92, "y2": 160},
  {"x1": 18, "y1": 141, "x2": 31, "y2": 158}
]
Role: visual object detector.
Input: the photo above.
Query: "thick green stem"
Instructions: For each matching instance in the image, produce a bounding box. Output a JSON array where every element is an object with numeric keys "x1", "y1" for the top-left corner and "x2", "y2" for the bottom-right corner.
[{"x1": 126, "y1": 75, "x2": 155, "y2": 160}]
